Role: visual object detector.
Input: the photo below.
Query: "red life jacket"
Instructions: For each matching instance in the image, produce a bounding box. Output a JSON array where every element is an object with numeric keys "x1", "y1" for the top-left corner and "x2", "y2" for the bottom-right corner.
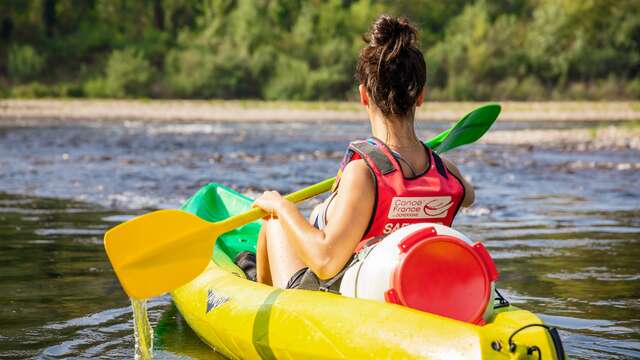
[{"x1": 335, "y1": 138, "x2": 465, "y2": 252}]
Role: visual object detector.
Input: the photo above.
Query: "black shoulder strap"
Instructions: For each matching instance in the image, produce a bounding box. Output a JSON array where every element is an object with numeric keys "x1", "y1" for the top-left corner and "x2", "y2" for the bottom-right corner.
[
  {"x1": 432, "y1": 151, "x2": 449, "y2": 179},
  {"x1": 349, "y1": 141, "x2": 396, "y2": 175}
]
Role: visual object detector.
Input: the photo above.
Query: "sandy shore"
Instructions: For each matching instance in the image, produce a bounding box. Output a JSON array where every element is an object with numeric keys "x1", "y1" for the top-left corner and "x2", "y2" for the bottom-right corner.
[
  {"x1": 1, "y1": 99, "x2": 639, "y2": 150},
  {"x1": 481, "y1": 126, "x2": 640, "y2": 151},
  {"x1": 1, "y1": 99, "x2": 639, "y2": 122}
]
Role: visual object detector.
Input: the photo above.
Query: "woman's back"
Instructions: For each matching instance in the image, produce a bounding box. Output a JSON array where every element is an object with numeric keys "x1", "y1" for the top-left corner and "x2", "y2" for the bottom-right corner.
[{"x1": 254, "y1": 15, "x2": 473, "y2": 289}]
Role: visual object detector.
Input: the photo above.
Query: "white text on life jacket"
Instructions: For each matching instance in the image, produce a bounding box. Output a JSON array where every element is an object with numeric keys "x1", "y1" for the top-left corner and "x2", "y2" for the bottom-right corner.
[{"x1": 387, "y1": 196, "x2": 453, "y2": 219}]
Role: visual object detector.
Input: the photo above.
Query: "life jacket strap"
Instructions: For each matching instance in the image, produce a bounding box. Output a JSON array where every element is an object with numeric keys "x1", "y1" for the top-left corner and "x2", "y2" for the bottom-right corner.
[
  {"x1": 432, "y1": 151, "x2": 449, "y2": 179},
  {"x1": 349, "y1": 140, "x2": 397, "y2": 175},
  {"x1": 318, "y1": 254, "x2": 357, "y2": 293}
]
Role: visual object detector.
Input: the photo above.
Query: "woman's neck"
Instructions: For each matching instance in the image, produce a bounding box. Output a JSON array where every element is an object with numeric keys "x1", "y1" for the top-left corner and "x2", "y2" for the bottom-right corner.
[{"x1": 369, "y1": 111, "x2": 420, "y2": 149}]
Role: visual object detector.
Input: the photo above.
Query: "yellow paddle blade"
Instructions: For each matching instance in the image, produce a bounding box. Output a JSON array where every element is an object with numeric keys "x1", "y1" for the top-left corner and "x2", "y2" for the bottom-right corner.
[{"x1": 104, "y1": 209, "x2": 219, "y2": 299}]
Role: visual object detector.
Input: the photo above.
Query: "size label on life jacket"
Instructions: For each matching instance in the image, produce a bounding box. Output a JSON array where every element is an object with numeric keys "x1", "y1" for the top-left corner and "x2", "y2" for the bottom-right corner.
[{"x1": 387, "y1": 196, "x2": 453, "y2": 219}]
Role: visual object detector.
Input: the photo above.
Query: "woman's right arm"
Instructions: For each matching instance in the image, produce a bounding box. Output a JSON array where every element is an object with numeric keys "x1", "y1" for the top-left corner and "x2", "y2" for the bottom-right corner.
[
  {"x1": 261, "y1": 160, "x2": 375, "y2": 279},
  {"x1": 313, "y1": 160, "x2": 375, "y2": 276}
]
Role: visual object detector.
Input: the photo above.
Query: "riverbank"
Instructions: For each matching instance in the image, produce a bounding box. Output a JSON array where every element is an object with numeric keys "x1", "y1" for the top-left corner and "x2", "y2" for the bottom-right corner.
[
  {"x1": 482, "y1": 125, "x2": 640, "y2": 151},
  {"x1": 1, "y1": 99, "x2": 639, "y2": 123}
]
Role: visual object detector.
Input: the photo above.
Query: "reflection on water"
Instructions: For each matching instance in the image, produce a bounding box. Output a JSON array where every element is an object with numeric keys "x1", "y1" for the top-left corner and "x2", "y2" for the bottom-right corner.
[{"x1": 0, "y1": 119, "x2": 639, "y2": 359}]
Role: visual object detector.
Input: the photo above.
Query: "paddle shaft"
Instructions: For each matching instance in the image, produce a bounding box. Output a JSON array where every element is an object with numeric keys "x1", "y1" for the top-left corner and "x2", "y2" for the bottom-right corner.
[{"x1": 216, "y1": 177, "x2": 336, "y2": 234}]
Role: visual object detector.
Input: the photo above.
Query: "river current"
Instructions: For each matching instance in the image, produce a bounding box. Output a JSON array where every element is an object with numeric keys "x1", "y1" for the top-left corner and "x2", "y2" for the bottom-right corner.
[{"x1": 0, "y1": 118, "x2": 638, "y2": 359}]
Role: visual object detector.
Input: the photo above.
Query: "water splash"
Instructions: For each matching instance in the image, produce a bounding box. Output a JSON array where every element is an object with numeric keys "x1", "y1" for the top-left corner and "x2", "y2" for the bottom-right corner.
[{"x1": 131, "y1": 298, "x2": 154, "y2": 359}]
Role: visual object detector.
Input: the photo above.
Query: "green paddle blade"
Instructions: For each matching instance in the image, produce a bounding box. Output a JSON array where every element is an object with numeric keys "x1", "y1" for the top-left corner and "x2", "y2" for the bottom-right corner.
[{"x1": 431, "y1": 104, "x2": 501, "y2": 153}]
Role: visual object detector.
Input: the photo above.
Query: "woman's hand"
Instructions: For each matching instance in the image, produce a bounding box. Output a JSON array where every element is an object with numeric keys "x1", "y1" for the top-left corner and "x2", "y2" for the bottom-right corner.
[{"x1": 254, "y1": 190, "x2": 287, "y2": 217}]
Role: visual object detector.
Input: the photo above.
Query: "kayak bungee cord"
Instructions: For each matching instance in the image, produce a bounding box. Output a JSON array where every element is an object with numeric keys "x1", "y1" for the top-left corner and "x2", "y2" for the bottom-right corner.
[
  {"x1": 493, "y1": 288, "x2": 510, "y2": 309},
  {"x1": 508, "y1": 323, "x2": 566, "y2": 359}
]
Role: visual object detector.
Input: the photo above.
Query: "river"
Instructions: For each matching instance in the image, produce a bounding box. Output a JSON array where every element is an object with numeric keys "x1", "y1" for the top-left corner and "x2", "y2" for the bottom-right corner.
[{"x1": 0, "y1": 118, "x2": 638, "y2": 359}]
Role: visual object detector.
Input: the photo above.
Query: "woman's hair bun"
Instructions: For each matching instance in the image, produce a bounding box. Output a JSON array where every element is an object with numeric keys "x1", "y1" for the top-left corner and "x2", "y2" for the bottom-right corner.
[
  {"x1": 370, "y1": 15, "x2": 417, "y2": 57},
  {"x1": 357, "y1": 15, "x2": 426, "y2": 117}
]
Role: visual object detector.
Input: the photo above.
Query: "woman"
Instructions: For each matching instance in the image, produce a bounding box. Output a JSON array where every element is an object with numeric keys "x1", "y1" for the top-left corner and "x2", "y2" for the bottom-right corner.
[{"x1": 252, "y1": 15, "x2": 474, "y2": 291}]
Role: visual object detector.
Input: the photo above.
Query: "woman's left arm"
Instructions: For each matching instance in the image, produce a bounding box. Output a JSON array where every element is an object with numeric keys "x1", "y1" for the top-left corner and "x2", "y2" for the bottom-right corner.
[{"x1": 442, "y1": 157, "x2": 475, "y2": 207}]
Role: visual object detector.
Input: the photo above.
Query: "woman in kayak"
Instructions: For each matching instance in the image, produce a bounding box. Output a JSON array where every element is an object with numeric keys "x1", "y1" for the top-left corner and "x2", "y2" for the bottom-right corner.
[{"x1": 252, "y1": 15, "x2": 474, "y2": 290}]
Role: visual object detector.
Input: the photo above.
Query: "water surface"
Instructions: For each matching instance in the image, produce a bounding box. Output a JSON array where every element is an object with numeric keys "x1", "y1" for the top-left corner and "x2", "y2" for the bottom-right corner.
[{"x1": 0, "y1": 119, "x2": 638, "y2": 359}]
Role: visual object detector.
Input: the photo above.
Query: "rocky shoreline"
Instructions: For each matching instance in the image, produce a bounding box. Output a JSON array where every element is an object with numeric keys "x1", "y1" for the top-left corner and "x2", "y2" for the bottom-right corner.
[
  {"x1": 1, "y1": 99, "x2": 639, "y2": 123},
  {"x1": 1, "y1": 99, "x2": 639, "y2": 151},
  {"x1": 481, "y1": 126, "x2": 640, "y2": 151}
]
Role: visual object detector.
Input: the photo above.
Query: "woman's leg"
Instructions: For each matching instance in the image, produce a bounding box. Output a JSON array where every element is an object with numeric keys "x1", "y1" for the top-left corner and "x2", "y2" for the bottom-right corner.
[
  {"x1": 256, "y1": 223, "x2": 272, "y2": 285},
  {"x1": 263, "y1": 218, "x2": 306, "y2": 288}
]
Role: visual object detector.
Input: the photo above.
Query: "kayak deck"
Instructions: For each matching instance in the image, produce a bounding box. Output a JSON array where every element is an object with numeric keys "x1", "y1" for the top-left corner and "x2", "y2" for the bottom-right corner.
[{"x1": 172, "y1": 183, "x2": 563, "y2": 359}]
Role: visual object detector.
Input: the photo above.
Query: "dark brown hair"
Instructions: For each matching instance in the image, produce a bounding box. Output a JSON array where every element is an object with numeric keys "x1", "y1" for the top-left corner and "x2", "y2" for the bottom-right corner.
[{"x1": 357, "y1": 15, "x2": 426, "y2": 118}]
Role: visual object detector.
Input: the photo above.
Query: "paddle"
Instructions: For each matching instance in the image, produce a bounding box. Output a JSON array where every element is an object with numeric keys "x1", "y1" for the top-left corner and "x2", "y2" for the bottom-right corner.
[
  {"x1": 104, "y1": 103, "x2": 501, "y2": 299},
  {"x1": 432, "y1": 104, "x2": 501, "y2": 153}
]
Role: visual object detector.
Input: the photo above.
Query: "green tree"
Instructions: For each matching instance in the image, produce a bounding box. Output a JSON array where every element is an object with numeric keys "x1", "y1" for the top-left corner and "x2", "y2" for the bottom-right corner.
[
  {"x1": 85, "y1": 48, "x2": 154, "y2": 97},
  {"x1": 8, "y1": 45, "x2": 45, "y2": 82},
  {"x1": 1, "y1": 0, "x2": 638, "y2": 100}
]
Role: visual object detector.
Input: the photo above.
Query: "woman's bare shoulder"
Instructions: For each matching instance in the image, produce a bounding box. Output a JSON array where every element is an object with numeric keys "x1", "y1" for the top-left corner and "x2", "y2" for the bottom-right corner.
[
  {"x1": 333, "y1": 159, "x2": 374, "y2": 207},
  {"x1": 340, "y1": 159, "x2": 372, "y2": 187}
]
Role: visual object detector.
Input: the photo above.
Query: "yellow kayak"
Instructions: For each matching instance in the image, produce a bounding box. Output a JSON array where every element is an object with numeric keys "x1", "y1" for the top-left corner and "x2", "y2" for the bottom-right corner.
[{"x1": 171, "y1": 183, "x2": 565, "y2": 359}]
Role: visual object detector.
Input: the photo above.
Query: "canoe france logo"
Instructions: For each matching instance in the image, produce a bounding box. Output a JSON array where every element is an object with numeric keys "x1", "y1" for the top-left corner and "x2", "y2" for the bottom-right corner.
[
  {"x1": 388, "y1": 196, "x2": 453, "y2": 219},
  {"x1": 206, "y1": 289, "x2": 230, "y2": 314}
]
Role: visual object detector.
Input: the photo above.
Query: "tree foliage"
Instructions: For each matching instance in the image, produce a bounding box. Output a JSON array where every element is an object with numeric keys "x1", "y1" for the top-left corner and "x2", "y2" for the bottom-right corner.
[{"x1": 1, "y1": 0, "x2": 638, "y2": 100}]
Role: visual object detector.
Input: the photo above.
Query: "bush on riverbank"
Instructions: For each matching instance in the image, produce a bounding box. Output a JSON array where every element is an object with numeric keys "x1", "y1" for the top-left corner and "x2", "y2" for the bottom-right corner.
[
  {"x1": 1, "y1": 0, "x2": 638, "y2": 101},
  {"x1": 84, "y1": 48, "x2": 154, "y2": 98},
  {"x1": 7, "y1": 45, "x2": 45, "y2": 82}
]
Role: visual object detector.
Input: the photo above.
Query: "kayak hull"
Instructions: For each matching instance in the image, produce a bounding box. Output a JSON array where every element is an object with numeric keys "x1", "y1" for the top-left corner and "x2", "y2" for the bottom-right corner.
[{"x1": 171, "y1": 183, "x2": 561, "y2": 359}]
